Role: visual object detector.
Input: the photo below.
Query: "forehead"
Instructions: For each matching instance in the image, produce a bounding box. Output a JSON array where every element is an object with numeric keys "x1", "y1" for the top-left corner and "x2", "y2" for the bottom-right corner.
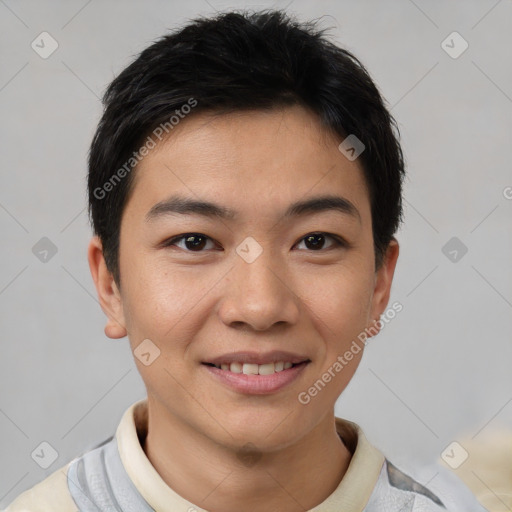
[{"x1": 123, "y1": 105, "x2": 371, "y2": 226}]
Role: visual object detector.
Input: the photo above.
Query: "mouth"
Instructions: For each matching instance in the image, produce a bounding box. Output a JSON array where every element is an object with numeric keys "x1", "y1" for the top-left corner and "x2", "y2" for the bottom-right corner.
[
  {"x1": 201, "y1": 355, "x2": 311, "y2": 394},
  {"x1": 201, "y1": 360, "x2": 309, "y2": 375}
]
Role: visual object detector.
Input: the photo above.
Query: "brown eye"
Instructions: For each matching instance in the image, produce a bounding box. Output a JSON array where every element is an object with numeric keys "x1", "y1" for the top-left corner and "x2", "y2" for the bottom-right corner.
[
  {"x1": 164, "y1": 233, "x2": 216, "y2": 252},
  {"x1": 296, "y1": 232, "x2": 345, "y2": 251}
]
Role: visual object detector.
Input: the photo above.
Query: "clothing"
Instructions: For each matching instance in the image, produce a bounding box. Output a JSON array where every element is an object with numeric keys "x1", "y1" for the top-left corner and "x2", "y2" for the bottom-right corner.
[{"x1": 4, "y1": 399, "x2": 485, "y2": 511}]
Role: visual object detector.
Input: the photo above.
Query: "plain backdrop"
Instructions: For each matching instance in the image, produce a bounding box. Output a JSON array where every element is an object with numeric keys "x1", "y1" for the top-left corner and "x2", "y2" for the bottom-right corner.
[{"x1": 1, "y1": 0, "x2": 511, "y2": 507}]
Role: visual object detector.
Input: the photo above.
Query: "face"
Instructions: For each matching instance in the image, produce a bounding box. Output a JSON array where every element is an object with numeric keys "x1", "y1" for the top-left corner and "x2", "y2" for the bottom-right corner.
[{"x1": 89, "y1": 104, "x2": 398, "y2": 453}]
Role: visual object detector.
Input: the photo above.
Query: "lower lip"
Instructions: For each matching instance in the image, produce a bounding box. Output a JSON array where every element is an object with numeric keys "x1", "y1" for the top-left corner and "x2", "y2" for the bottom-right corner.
[{"x1": 202, "y1": 362, "x2": 309, "y2": 394}]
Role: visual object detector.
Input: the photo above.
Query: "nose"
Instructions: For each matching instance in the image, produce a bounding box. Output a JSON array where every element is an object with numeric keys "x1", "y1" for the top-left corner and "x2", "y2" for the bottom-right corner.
[{"x1": 217, "y1": 249, "x2": 301, "y2": 332}]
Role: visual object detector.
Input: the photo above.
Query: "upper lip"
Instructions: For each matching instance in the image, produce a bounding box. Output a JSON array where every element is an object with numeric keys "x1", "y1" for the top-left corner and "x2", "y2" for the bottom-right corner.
[{"x1": 203, "y1": 351, "x2": 311, "y2": 366}]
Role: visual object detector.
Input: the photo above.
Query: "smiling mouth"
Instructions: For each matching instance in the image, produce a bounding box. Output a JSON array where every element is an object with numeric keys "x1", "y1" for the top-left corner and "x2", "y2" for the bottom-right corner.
[{"x1": 202, "y1": 361, "x2": 310, "y2": 375}]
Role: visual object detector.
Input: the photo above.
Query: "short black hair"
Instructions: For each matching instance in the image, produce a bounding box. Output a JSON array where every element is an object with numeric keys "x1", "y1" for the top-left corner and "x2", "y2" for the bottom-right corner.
[{"x1": 88, "y1": 9, "x2": 405, "y2": 287}]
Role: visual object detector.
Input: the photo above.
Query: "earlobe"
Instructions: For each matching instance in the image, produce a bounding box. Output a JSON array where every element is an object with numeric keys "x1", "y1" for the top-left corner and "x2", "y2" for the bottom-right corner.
[
  {"x1": 367, "y1": 239, "x2": 400, "y2": 338},
  {"x1": 87, "y1": 236, "x2": 127, "y2": 339}
]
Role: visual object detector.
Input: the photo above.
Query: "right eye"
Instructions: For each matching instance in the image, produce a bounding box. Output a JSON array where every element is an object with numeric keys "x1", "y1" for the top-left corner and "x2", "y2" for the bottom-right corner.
[{"x1": 161, "y1": 233, "x2": 218, "y2": 252}]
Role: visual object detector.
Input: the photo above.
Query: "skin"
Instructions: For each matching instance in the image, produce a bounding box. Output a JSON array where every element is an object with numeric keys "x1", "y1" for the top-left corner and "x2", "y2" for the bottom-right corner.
[{"x1": 88, "y1": 104, "x2": 399, "y2": 512}]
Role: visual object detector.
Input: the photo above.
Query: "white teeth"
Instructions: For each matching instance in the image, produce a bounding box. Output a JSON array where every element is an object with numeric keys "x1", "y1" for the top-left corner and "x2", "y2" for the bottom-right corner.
[
  {"x1": 274, "y1": 361, "x2": 284, "y2": 372},
  {"x1": 242, "y1": 363, "x2": 259, "y2": 375},
  {"x1": 230, "y1": 362, "x2": 243, "y2": 373},
  {"x1": 258, "y1": 363, "x2": 275, "y2": 375},
  {"x1": 211, "y1": 361, "x2": 301, "y2": 374}
]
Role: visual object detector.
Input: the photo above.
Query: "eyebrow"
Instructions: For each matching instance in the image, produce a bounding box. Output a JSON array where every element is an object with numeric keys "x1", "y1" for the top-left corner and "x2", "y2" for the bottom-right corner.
[{"x1": 145, "y1": 194, "x2": 361, "y2": 224}]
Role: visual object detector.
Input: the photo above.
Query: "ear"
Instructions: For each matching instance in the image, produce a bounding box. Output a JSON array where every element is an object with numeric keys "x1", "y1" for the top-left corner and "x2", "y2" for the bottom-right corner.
[
  {"x1": 367, "y1": 238, "x2": 400, "y2": 338},
  {"x1": 87, "y1": 236, "x2": 127, "y2": 339}
]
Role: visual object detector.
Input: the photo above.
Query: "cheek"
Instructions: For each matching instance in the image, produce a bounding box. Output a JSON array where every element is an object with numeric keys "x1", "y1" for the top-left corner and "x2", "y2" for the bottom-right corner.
[
  {"x1": 297, "y1": 272, "x2": 372, "y2": 406},
  {"x1": 297, "y1": 265, "x2": 373, "y2": 398},
  {"x1": 121, "y1": 255, "x2": 219, "y2": 356},
  {"x1": 299, "y1": 265, "x2": 374, "y2": 337},
  {"x1": 123, "y1": 255, "x2": 190, "y2": 330}
]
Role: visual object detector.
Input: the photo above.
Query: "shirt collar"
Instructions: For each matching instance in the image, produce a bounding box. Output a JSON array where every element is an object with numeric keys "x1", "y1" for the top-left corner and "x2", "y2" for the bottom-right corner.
[{"x1": 116, "y1": 399, "x2": 384, "y2": 512}]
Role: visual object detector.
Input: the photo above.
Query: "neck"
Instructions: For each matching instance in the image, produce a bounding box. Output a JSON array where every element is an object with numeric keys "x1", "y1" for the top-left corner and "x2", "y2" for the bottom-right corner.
[{"x1": 142, "y1": 402, "x2": 352, "y2": 512}]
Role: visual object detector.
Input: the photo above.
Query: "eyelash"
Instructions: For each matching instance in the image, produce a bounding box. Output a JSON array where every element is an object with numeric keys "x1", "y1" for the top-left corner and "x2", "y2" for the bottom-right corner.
[{"x1": 161, "y1": 232, "x2": 348, "y2": 253}]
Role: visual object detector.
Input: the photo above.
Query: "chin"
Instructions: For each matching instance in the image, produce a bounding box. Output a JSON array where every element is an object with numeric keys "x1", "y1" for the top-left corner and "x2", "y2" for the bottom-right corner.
[{"x1": 214, "y1": 407, "x2": 307, "y2": 447}]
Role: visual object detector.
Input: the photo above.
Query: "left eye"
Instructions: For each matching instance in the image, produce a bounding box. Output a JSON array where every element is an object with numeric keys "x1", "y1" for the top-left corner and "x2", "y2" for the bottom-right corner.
[
  {"x1": 162, "y1": 232, "x2": 345, "y2": 252},
  {"x1": 295, "y1": 232, "x2": 345, "y2": 251}
]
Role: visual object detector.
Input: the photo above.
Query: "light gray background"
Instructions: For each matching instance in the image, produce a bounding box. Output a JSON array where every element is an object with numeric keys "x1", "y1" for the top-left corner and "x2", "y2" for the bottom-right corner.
[{"x1": 1, "y1": 0, "x2": 511, "y2": 507}]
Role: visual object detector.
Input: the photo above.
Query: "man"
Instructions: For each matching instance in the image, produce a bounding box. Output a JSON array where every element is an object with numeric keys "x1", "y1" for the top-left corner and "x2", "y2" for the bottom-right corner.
[{"x1": 5, "y1": 9, "x2": 485, "y2": 511}]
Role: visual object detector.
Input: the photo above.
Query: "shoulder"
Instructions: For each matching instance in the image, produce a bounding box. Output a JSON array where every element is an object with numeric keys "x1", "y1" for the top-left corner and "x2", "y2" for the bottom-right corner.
[
  {"x1": 3, "y1": 434, "x2": 116, "y2": 512},
  {"x1": 365, "y1": 459, "x2": 487, "y2": 511},
  {"x1": 3, "y1": 461, "x2": 77, "y2": 512}
]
